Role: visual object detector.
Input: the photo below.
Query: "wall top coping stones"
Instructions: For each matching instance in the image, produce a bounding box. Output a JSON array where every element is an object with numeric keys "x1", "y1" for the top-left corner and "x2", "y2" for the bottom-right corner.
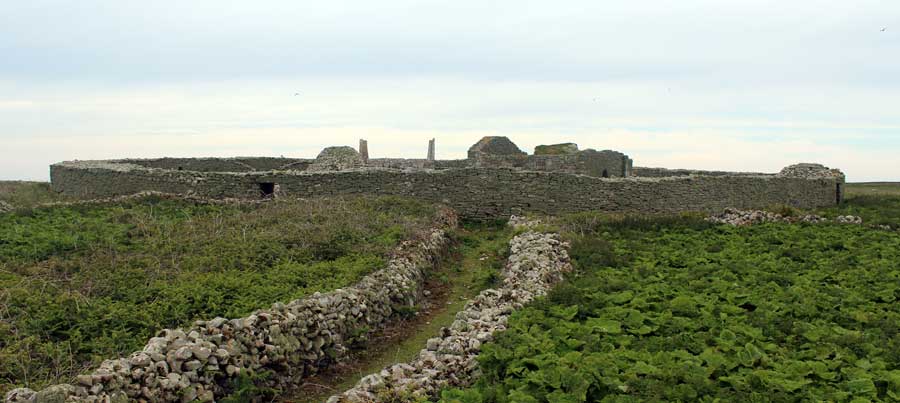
[{"x1": 52, "y1": 160, "x2": 839, "y2": 184}]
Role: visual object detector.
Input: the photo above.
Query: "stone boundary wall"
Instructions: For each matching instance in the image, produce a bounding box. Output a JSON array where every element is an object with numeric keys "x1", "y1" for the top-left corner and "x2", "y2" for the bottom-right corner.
[
  {"x1": 51, "y1": 162, "x2": 842, "y2": 220},
  {"x1": 632, "y1": 167, "x2": 768, "y2": 178},
  {"x1": 470, "y1": 150, "x2": 632, "y2": 178},
  {"x1": 5, "y1": 208, "x2": 458, "y2": 403},
  {"x1": 330, "y1": 224, "x2": 573, "y2": 402},
  {"x1": 365, "y1": 159, "x2": 433, "y2": 170},
  {"x1": 112, "y1": 158, "x2": 315, "y2": 173},
  {"x1": 104, "y1": 158, "x2": 473, "y2": 173}
]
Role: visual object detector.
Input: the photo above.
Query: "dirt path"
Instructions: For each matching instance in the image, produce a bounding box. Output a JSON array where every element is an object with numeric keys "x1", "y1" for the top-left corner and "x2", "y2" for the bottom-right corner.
[{"x1": 276, "y1": 224, "x2": 512, "y2": 403}]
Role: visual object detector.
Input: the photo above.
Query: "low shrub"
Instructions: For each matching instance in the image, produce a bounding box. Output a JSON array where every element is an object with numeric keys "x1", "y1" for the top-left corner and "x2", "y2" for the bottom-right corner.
[
  {"x1": 437, "y1": 205, "x2": 900, "y2": 402},
  {"x1": 0, "y1": 195, "x2": 436, "y2": 394}
]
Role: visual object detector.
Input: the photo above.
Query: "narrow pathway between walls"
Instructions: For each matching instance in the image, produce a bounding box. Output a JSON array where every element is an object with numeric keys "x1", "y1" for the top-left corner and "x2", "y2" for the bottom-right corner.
[
  {"x1": 327, "y1": 220, "x2": 572, "y2": 403},
  {"x1": 272, "y1": 223, "x2": 515, "y2": 403}
]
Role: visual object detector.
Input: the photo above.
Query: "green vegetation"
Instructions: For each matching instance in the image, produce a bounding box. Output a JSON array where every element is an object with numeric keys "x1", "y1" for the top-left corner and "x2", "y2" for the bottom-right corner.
[
  {"x1": 0, "y1": 195, "x2": 436, "y2": 394},
  {"x1": 436, "y1": 197, "x2": 900, "y2": 402},
  {"x1": 0, "y1": 181, "x2": 65, "y2": 209},
  {"x1": 283, "y1": 220, "x2": 515, "y2": 403},
  {"x1": 845, "y1": 182, "x2": 900, "y2": 198},
  {"x1": 806, "y1": 183, "x2": 900, "y2": 227}
]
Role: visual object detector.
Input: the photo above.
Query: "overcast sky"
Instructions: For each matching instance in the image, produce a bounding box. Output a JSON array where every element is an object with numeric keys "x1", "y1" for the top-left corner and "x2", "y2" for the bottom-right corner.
[{"x1": 1, "y1": 0, "x2": 898, "y2": 181}]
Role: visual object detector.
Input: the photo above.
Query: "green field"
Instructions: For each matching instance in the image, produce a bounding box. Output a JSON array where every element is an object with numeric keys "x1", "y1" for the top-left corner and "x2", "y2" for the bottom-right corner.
[
  {"x1": 0, "y1": 192, "x2": 437, "y2": 394},
  {"x1": 436, "y1": 196, "x2": 900, "y2": 402},
  {"x1": 845, "y1": 183, "x2": 900, "y2": 198},
  {"x1": 0, "y1": 182, "x2": 65, "y2": 209},
  {"x1": 3, "y1": 181, "x2": 898, "y2": 401}
]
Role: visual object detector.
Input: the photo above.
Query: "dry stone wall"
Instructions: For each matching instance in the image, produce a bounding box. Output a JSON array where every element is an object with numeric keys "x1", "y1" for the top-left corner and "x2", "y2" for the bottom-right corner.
[
  {"x1": 632, "y1": 167, "x2": 767, "y2": 178},
  {"x1": 51, "y1": 162, "x2": 842, "y2": 220},
  {"x1": 5, "y1": 208, "x2": 458, "y2": 403},
  {"x1": 117, "y1": 158, "x2": 313, "y2": 173},
  {"x1": 469, "y1": 150, "x2": 632, "y2": 178},
  {"x1": 329, "y1": 223, "x2": 573, "y2": 403},
  {"x1": 365, "y1": 159, "x2": 433, "y2": 170}
]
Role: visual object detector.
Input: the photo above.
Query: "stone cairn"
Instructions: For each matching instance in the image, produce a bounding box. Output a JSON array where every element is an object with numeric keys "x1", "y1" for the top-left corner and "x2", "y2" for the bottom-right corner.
[
  {"x1": 5, "y1": 208, "x2": 458, "y2": 403},
  {"x1": 328, "y1": 218, "x2": 573, "y2": 403},
  {"x1": 308, "y1": 146, "x2": 365, "y2": 172},
  {"x1": 708, "y1": 208, "x2": 862, "y2": 226}
]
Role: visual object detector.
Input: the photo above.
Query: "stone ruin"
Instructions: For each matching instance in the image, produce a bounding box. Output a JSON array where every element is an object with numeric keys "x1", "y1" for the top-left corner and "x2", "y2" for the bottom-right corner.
[
  {"x1": 466, "y1": 137, "x2": 632, "y2": 178},
  {"x1": 308, "y1": 146, "x2": 366, "y2": 172},
  {"x1": 47, "y1": 136, "x2": 846, "y2": 220}
]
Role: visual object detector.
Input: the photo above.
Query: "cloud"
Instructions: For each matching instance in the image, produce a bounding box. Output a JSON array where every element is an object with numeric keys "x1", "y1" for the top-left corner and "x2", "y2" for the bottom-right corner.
[{"x1": 0, "y1": 1, "x2": 897, "y2": 181}]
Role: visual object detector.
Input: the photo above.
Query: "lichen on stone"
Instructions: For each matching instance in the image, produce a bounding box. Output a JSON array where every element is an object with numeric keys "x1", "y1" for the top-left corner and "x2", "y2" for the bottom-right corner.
[
  {"x1": 534, "y1": 143, "x2": 578, "y2": 155},
  {"x1": 309, "y1": 146, "x2": 365, "y2": 172}
]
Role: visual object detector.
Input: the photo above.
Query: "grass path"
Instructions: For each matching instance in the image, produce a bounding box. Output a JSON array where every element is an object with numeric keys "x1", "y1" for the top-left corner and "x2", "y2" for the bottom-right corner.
[{"x1": 277, "y1": 223, "x2": 514, "y2": 403}]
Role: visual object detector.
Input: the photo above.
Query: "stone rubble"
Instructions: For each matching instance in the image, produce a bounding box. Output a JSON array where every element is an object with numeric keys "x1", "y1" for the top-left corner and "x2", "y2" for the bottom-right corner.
[
  {"x1": 777, "y1": 163, "x2": 846, "y2": 181},
  {"x1": 708, "y1": 208, "x2": 863, "y2": 226},
  {"x1": 507, "y1": 215, "x2": 542, "y2": 229},
  {"x1": 5, "y1": 208, "x2": 457, "y2": 403},
  {"x1": 327, "y1": 219, "x2": 572, "y2": 403},
  {"x1": 0, "y1": 200, "x2": 12, "y2": 213}
]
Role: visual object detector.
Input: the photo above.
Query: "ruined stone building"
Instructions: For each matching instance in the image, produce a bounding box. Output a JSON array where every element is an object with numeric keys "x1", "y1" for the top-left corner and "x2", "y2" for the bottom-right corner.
[{"x1": 50, "y1": 136, "x2": 844, "y2": 219}]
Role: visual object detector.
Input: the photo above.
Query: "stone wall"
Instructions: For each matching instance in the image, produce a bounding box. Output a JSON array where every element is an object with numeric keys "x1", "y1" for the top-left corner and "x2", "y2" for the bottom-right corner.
[
  {"x1": 632, "y1": 167, "x2": 767, "y2": 178},
  {"x1": 470, "y1": 150, "x2": 631, "y2": 178},
  {"x1": 117, "y1": 158, "x2": 312, "y2": 173},
  {"x1": 51, "y1": 162, "x2": 842, "y2": 220},
  {"x1": 330, "y1": 225, "x2": 572, "y2": 403},
  {"x1": 366, "y1": 159, "x2": 433, "y2": 170},
  {"x1": 5, "y1": 208, "x2": 458, "y2": 403}
]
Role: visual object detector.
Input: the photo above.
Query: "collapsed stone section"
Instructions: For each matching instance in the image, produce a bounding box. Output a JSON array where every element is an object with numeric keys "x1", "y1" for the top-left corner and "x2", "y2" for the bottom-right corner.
[
  {"x1": 5, "y1": 208, "x2": 458, "y2": 403},
  {"x1": 329, "y1": 223, "x2": 573, "y2": 403},
  {"x1": 778, "y1": 163, "x2": 846, "y2": 181},
  {"x1": 708, "y1": 208, "x2": 863, "y2": 226}
]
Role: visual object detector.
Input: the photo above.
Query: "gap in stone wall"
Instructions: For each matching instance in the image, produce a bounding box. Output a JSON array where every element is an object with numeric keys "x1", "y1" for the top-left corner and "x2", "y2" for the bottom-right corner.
[{"x1": 259, "y1": 182, "x2": 276, "y2": 198}]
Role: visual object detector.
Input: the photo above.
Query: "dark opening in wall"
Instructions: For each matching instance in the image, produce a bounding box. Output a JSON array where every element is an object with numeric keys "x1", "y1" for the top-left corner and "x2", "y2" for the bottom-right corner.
[
  {"x1": 601, "y1": 169, "x2": 609, "y2": 178},
  {"x1": 259, "y1": 182, "x2": 276, "y2": 198},
  {"x1": 836, "y1": 183, "x2": 843, "y2": 204}
]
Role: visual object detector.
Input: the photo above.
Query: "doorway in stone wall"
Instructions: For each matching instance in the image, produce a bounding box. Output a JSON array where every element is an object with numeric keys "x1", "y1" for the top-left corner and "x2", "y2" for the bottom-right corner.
[
  {"x1": 601, "y1": 169, "x2": 609, "y2": 178},
  {"x1": 836, "y1": 183, "x2": 842, "y2": 204},
  {"x1": 259, "y1": 182, "x2": 276, "y2": 198}
]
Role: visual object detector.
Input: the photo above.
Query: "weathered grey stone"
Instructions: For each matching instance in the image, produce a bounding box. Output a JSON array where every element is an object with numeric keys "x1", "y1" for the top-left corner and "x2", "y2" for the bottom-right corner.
[
  {"x1": 50, "y1": 162, "x2": 842, "y2": 220},
  {"x1": 33, "y1": 385, "x2": 75, "y2": 403},
  {"x1": 331, "y1": 227, "x2": 572, "y2": 403},
  {"x1": 534, "y1": 143, "x2": 578, "y2": 155},
  {"x1": 778, "y1": 163, "x2": 845, "y2": 180},
  {"x1": 5, "y1": 389, "x2": 36, "y2": 403},
  {"x1": 359, "y1": 139, "x2": 369, "y2": 164},
  {"x1": 46, "y1": 136, "x2": 842, "y2": 217},
  {"x1": 7, "y1": 209, "x2": 457, "y2": 403},
  {"x1": 467, "y1": 136, "x2": 526, "y2": 159},
  {"x1": 308, "y1": 146, "x2": 365, "y2": 172}
]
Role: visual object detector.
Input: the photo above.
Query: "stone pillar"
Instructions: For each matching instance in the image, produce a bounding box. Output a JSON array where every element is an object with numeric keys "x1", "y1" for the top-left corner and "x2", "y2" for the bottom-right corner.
[
  {"x1": 359, "y1": 139, "x2": 369, "y2": 164},
  {"x1": 427, "y1": 138, "x2": 435, "y2": 161}
]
